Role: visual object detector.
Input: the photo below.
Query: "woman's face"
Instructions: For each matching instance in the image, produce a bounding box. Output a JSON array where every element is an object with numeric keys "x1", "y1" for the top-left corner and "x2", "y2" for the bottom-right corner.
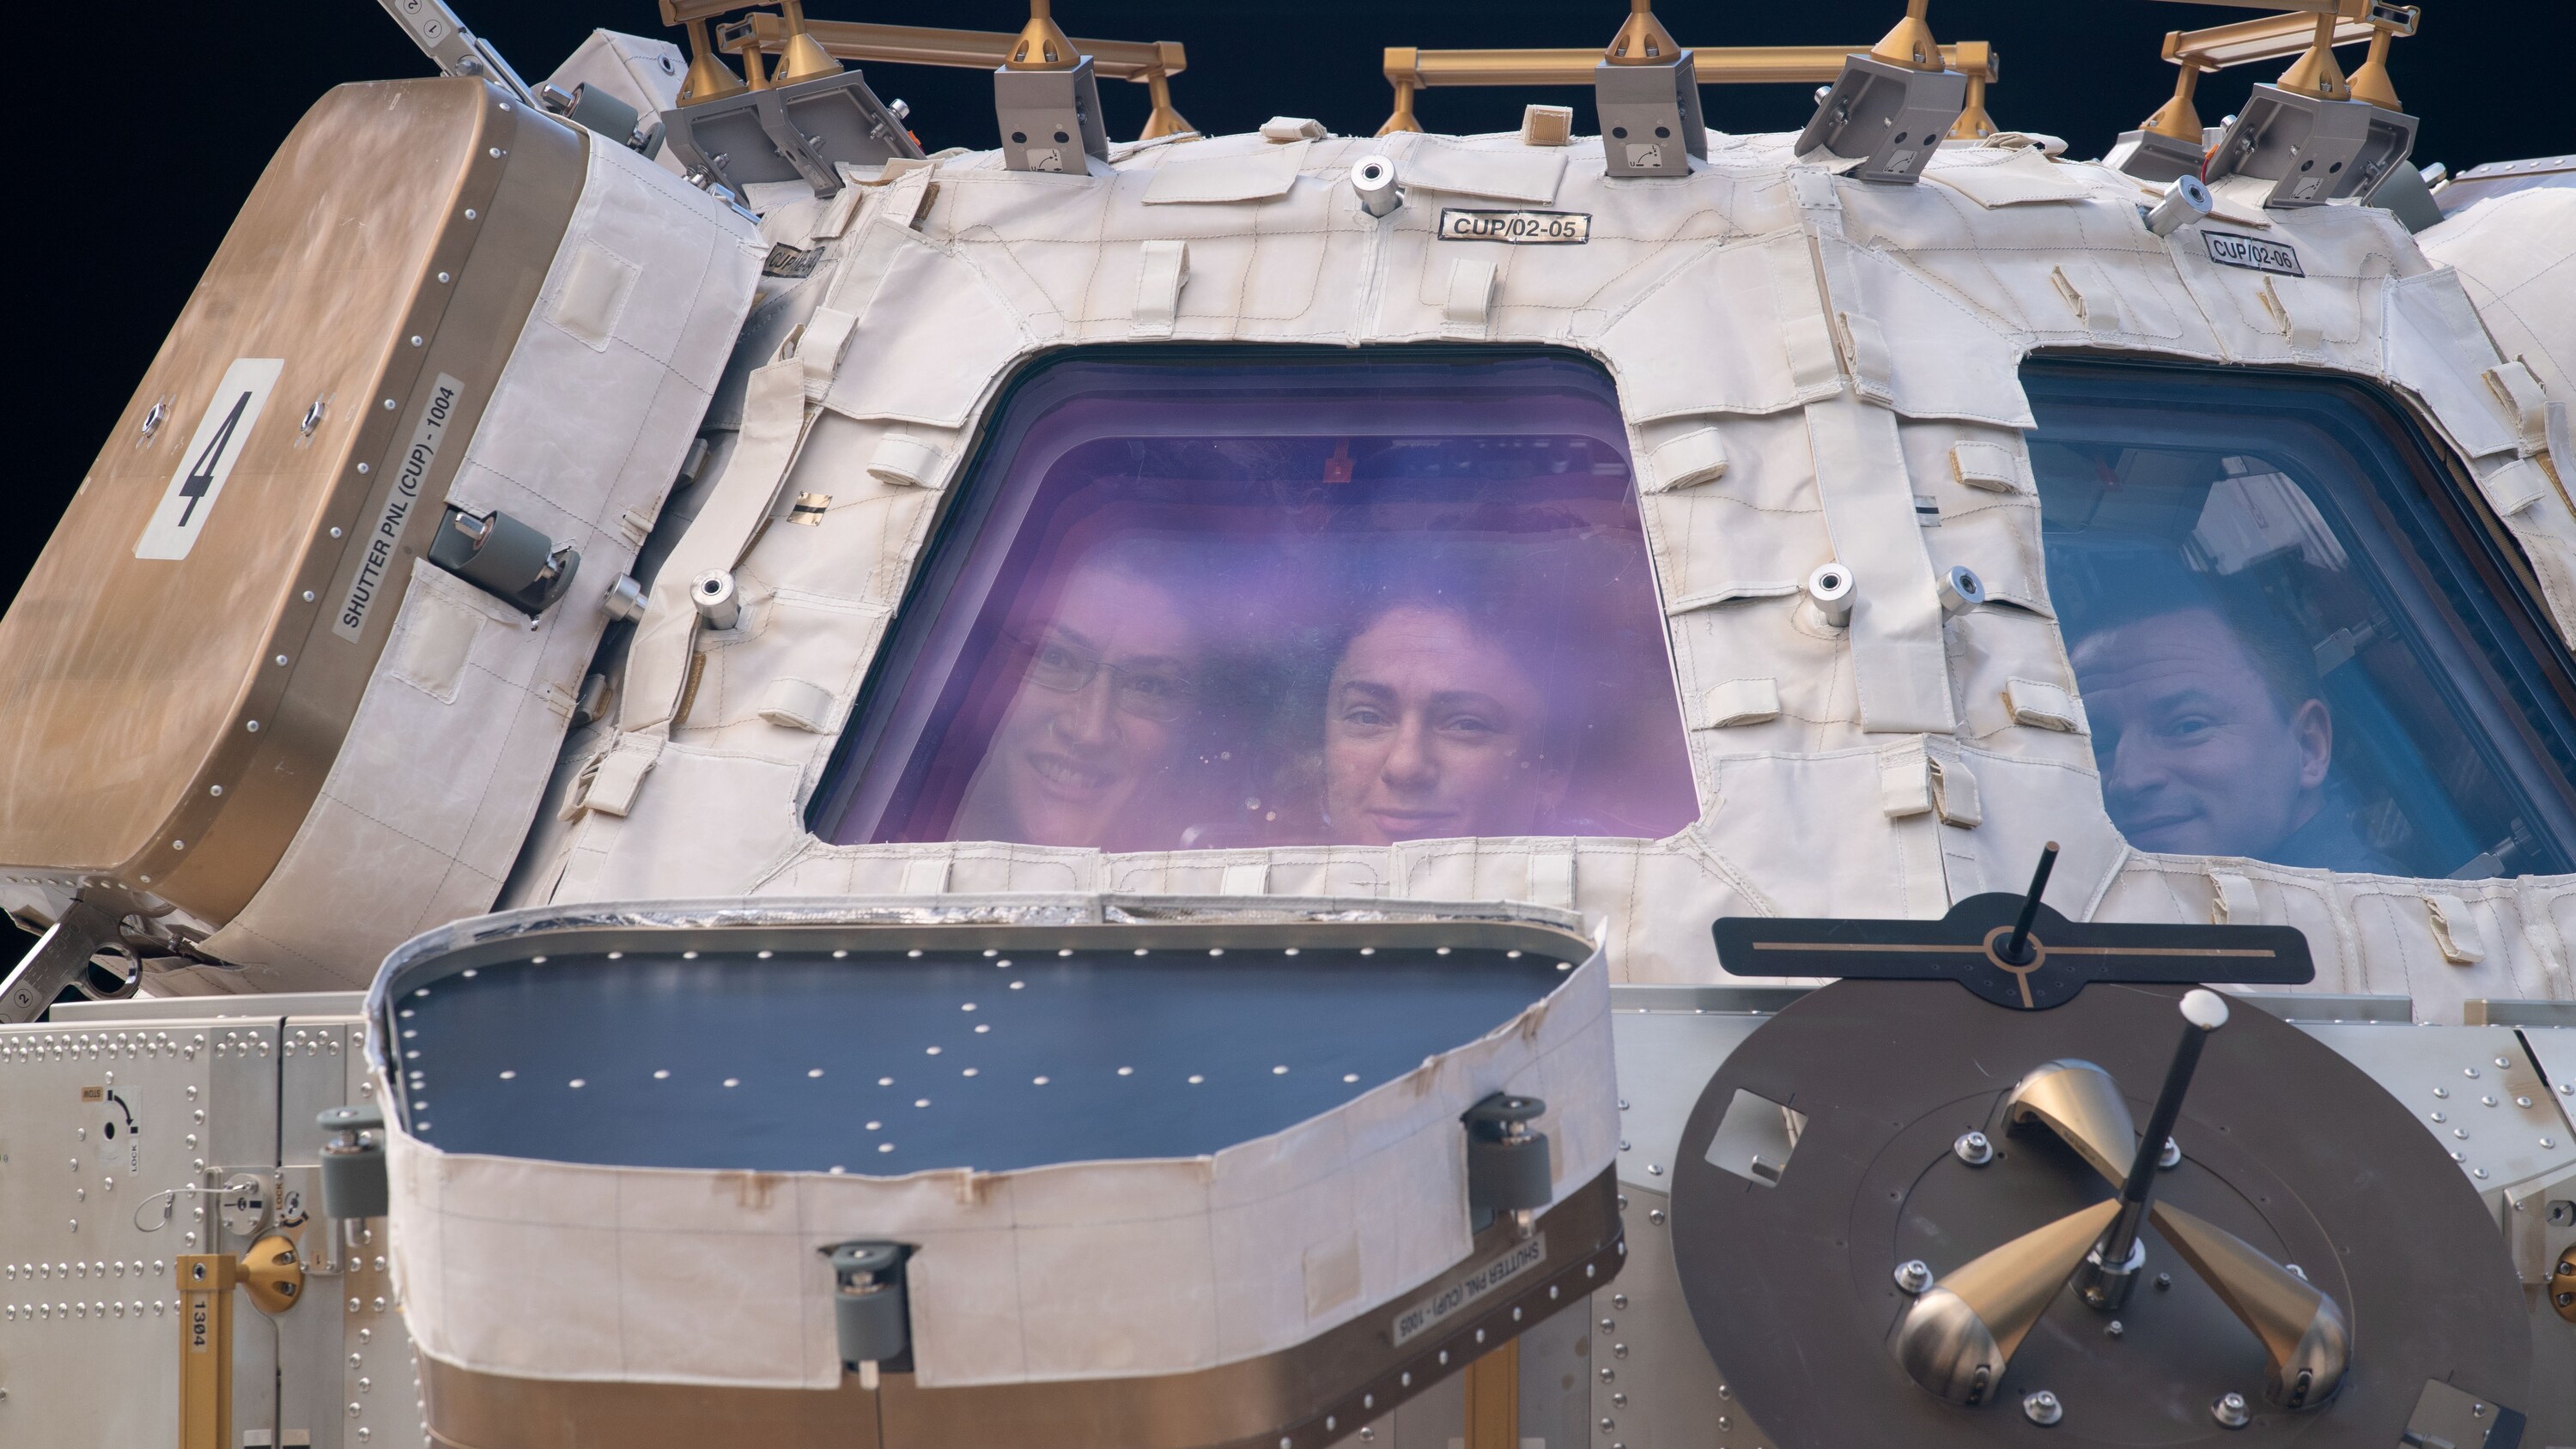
[
  {"x1": 966, "y1": 567, "x2": 1195, "y2": 848},
  {"x1": 1323, "y1": 604, "x2": 1560, "y2": 846}
]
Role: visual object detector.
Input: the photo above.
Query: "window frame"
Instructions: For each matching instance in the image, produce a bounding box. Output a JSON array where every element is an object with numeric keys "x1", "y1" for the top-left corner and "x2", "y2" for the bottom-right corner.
[
  {"x1": 2023, "y1": 352, "x2": 2576, "y2": 876},
  {"x1": 802, "y1": 343, "x2": 1692, "y2": 849}
]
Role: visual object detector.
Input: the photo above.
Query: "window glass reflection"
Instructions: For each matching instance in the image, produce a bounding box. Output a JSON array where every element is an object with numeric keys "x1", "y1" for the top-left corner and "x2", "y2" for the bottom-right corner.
[
  {"x1": 2027, "y1": 361, "x2": 2576, "y2": 877},
  {"x1": 812, "y1": 352, "x2": 1698, "y2": 852}
]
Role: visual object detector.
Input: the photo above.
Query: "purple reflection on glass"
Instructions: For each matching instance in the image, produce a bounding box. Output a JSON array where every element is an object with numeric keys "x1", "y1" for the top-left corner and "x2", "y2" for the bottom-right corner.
[{"x1": 818, "y1": 355, "x2": 1697, "y2": 852}]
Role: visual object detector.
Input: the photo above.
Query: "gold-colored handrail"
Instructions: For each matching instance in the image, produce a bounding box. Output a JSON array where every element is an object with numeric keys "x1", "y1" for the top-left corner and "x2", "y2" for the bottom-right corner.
[
  {"x1": 1378, "y1": 40, "x2": 2000, "y2": 138},
  {"x1": 675, "y1": 5, "x2": 1193, "y2": 139},
  {"x1": 2140, "y1": 3, "x2": 2415, "y2": 143}
]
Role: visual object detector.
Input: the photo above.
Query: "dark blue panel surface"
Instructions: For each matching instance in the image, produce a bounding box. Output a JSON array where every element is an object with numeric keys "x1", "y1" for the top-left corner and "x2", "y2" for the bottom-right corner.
[{"x1": 391, "y1": 945, "x2": 1571, "y2": 1174}]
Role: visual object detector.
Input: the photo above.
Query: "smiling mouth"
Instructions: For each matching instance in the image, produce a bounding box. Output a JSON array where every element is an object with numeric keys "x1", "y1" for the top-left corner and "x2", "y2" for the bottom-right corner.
[
  {"x1": 1026, "y1": 751, "x2": 1119, "y2": 797},
  {"x1": 1369, "y1": 809, "x2": 1459, "y2": 839}
]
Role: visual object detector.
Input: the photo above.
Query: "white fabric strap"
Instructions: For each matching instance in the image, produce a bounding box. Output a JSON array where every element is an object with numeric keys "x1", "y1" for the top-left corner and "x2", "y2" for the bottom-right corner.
[
  {"x1": 1699, "y1": 677, "x2": 1782, "y2": 728},
  {"x1": 1949, "y1": 440, "x2": 2025, "y2": 493},
  {"x1": 1132, "y1": 239, "x2": 1191, "y2": 337},
  {"x1": 1929, "y1": 755, "x2": 1981, "y2": 828},
  {"x1": 1219, "y1": 861, "x2": 1269, "y2": 896},
  {"x1": 1878, "y1": 739, "x2": 1934, "y2": 818},
  {"x1": 1443, "y1": 258, "x2": 1498, "y2": 336},
  {"x1": 2002, "y1": 676, "x2": 2089, "y2": 734},
  {"x1": 1642, "y1": 426, "x2": 1728, "y2": 494},
  {"x1": 2208, "y1": 868, "x2": 2259, "y2": 925},
  {"x1": 2484, "y1": 361, "x2": 2554, "y2": 457},
  {"x1": 867, "y1": 434, "x2": 946, "y2": 488},
  {"x1": 1805, "y1": 397, "x2": 1959, "y2": 734},
  {"x1": 568, "y1": 734, "x2": 664, "y2": 820},
  {"x1": 756, "y1": 677, "x2": 838, "y2": 733},
  {"x1": 2422, "y1": 893, "x2": 2486, "y2": 965},
  {"x1": 900, "y1": 857, "x2": 951, "y2": 894}
]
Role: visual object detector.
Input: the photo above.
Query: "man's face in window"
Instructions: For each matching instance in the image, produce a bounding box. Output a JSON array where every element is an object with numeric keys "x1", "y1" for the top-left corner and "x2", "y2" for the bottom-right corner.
[
  {"x1": 1323, "y1": 604, "x2": 1564, "y2": 846},
  {"x1": 954, "y1": 567, "x2": 1195, "y2": 849},
  {"x1": 2071, "y1": 607, "x2": 2333, "y2": 859}
]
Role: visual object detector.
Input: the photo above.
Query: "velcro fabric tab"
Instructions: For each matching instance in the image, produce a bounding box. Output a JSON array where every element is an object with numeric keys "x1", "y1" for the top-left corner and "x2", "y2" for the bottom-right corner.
[
  {"x1": 1949, "y1": 440, "x2": 2024, "y2": 493},
  {"x1": 2002, "y1": 677, "x2": 2089, "y2": 734},
  {"x1": 1643, "y1": 427, "x2": 1728, "y2": 494},
  {"x1": 1261, "y1": 116, "x2": 1326, "y2": 142},
  {"x1": 2482, "y1": 457, "x2": 2549, "y2": 517},
  {"x1": 1219, "y1": 861, "x2": 1269, "y2": 895},
  {"x1": 1133, "y1": 239, "x2": 1191, "y2": 336},
  {"x1": 1700, "y1": 677, "x2": 1782, "y2": 728},
  {"x1": 867, "y1": 434, "x2": 945, "y2": 488},
  {"x1": 1929, "y1": 755, "x2": 1981, "y2": 828},
  {"x1": 798, "y1": 306, "x2": 861, "y2": 397},
  {"x1": 2483, "y1": 362, "x2": 2553, "y2": 456},
  {"x1": 900, "y1": 858, "x2": 951, "y2": 894},
  {"x1": 756, "y1": 677, "x2": 838, "y2": 733},
  {"x1": 1879, "y1": 740, "x2": 1934, "y2": 817},
  {"x1": 2423, "y1": 894, "x2": 2485, "y2": 965},
  {"x1": 1443, "y1": 258, "x2": 1498, "y2": 334},
  {"x1": 2208, "y1": 868, "x2": 2258, "y2": 925},
  {"x1": 576, "y1": 734, "x2": 665, "y2": 819}
]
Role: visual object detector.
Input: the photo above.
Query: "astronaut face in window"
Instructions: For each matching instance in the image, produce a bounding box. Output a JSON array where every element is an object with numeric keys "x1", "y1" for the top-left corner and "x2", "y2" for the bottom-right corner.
[
  {"x1": 949, "y1": 563, "x2": 1198, "y2": 850},
  {"x1": 2072, "y1": 606, "x2": 2338, "y2": 862},
  {"x1": 1323, "y1": 603, "x2": 1568, "y2": 846}
]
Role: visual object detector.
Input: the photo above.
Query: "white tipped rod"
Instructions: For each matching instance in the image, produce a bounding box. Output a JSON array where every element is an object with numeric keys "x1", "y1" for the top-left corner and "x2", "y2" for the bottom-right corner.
[{"x1": 2180, "y1": 987, "x2": 2229, "y2": 1030}]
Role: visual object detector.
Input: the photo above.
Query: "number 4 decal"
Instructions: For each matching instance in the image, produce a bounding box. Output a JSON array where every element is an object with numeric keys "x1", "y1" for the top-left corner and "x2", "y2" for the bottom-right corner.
[{"x1": 135, "y1": 357, "x2": 283, "y2": 561}]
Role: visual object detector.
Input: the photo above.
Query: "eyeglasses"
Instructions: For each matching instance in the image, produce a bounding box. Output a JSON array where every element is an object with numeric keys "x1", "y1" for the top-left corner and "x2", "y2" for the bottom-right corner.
[{"x1": 1005, "y1": 631, "x2": 1197, "y2": 722}]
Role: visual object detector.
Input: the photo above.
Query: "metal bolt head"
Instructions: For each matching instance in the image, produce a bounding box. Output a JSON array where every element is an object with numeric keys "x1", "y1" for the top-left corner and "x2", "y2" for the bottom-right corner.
[
  {"x1": 1893, "y1": 1259, "x2": 1934, "y2": 1294},
  {"x1": 2105, "y1": 1319, "x2": 2123, "y2": 1337},
  {"x1": 2158, "y1": 1137, "x2": 2181, "y2": 1169},
  {"x1": 2212, "y1": 1392, "x2": 2251, "y2": 1428},
  {"x1": 2022, "y1": 1391, "x2": 2063, "y2": 1426},
  {"x1": 1953, "y1": 1131, "x2": 1995, "y2": 1166}
]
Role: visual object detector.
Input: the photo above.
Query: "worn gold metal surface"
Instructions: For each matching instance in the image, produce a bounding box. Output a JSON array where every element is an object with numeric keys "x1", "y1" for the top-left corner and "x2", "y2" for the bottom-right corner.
[
  {"x1": 2002, "y1": 1059, "x2": 2139, "y2": 1184},
  {"x1": 2552, "y1": 1243, "x2": 2575, "y2": 1324},
  {"x1": 2145, "y1": 6, "x2": 2394, "y2": 141},
  {"x1": 738, "y1": 13, "x2": 1192, "y2": 137},
  {"x1": 1603, "y1": 0, "x2": 1680, "y2": 65},
  {"x1": 421, "y1": 1168, "x2": 1621, "y2": 1449},
  {"x1": 1005, "y1": 0, "x2": 1077, "y2": 70},
  {"x1": 1462, "y1": 1338, "x2": 1522, "y2": 1449},
  {"x1": 1893, "y1": 1199, "x2": 2119, "y2": 1402},
  {"x1": 673, "y1": 15, "x2": 746, "y2": 103},
  {"x1": 772, "y1": 0, "x2": 842, "y2": 84},
  {"x1": 1378, "y1": 36, "x2": 1999, "y2": 133},
  {"x1": 1868, "y1": 0, "x2": 1946, "y2": 72},
  {"x1": 240, "y1": 1233, "x2": 307, "y2": 1314},
  {"x1": 179, "y1": 1254, "x2": 237, "y2": 1449},
  {"x1": 2150, "y1": 1201, "x2": 2351, "y2": 1405},
  {"x1": 0, "y1": 78, "x2": 584, "y2": 929}
]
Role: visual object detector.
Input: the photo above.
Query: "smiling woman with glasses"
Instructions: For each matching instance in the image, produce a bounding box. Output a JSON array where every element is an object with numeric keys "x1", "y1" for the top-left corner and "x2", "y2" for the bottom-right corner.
[{"x1": 947, "y1": 549, "x2": 1206, "y2": 851}]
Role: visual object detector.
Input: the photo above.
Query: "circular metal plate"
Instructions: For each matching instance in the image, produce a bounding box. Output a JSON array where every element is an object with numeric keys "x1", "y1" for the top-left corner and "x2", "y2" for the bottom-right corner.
[{"x1": 1670, "y1": 981, "x2": 2528, "y2": 1448}]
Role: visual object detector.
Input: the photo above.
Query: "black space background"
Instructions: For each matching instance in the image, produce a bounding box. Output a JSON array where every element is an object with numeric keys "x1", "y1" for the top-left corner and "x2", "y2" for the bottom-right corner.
[{"x1": 7, "y1": 0, "x2": 2566, "y2": 611}]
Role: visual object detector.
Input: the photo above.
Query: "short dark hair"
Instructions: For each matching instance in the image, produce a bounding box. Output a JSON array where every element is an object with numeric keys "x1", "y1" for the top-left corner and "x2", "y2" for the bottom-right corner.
[{"x1": 2072, "y1": 563, "x2": 2323, "y2": 721}]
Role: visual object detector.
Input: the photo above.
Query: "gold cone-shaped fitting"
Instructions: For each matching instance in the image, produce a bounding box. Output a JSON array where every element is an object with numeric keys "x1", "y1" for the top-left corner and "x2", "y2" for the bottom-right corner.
[
  {"x1": 775, "y1": 0, "x2": 844, "y2": 85},
  {"x1": 2142, "y1": 58, "x2": 2207, "y2": 142},
  {"x1": 2345, "y1": 26, "x2": 2399, "y2": 111},
  {"x1": 677, "y1": 17, "x2": 746, "y2": 106},
  {"x1": 1007, "y1": 0, "x2": 1078, "y2": 70},
  {"x1": 1604, "y1": 0, "x2": 1681, "y2": 65},
  {"x1": 1869, "y1": 0, "x2": 1944, "y2": 72},
  {"x1": 2275, "y1": 12, "x2": 2350, "y2": 100}
]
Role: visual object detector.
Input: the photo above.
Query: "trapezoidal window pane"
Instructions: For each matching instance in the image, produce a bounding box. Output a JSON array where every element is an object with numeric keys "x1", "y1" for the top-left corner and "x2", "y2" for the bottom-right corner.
[
  {"x1": 811, "y1": 349, "x2": 1698, "y2": 852},
  {"x1": 2026, "y1": 358, "x2": 2576, "y2": 879}
]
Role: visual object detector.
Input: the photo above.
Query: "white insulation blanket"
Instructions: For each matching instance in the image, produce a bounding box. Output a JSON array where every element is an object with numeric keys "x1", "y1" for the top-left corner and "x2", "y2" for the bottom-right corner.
[{"x1": 386, "y1": 926, "x2": 1616, "y2": 1390}]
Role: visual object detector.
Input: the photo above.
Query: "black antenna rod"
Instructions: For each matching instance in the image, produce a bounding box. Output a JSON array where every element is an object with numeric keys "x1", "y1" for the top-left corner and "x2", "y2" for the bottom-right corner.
[{"x1": 2001, "y1": 841, "x2": 2059, "y2": 966}]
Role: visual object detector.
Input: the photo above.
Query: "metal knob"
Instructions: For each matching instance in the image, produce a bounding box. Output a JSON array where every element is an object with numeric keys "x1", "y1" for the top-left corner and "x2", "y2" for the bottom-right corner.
[
  {"x1": 1805, "y1": 562, "x2": 1855, "y2": 628},
  {"x1": 1352, "y1": 155, "x2": 1403, "y2": 217}
]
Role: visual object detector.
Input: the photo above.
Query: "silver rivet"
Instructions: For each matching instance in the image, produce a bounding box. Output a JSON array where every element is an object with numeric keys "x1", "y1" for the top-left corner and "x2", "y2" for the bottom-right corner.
[
  {"x1": 2022, "y1": 1391, "x2": 2063, "y2": 1427},
  {"x1": 2211, "y1": 1392, "x2": 2251, "y2": 1428},
  {"x1": 1893, "y1": 1260, "x2": 1933, "y2": 1294},
  {"x1": 1954, "y1": 1131, "x2": 1994, "y2": 1166}
]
